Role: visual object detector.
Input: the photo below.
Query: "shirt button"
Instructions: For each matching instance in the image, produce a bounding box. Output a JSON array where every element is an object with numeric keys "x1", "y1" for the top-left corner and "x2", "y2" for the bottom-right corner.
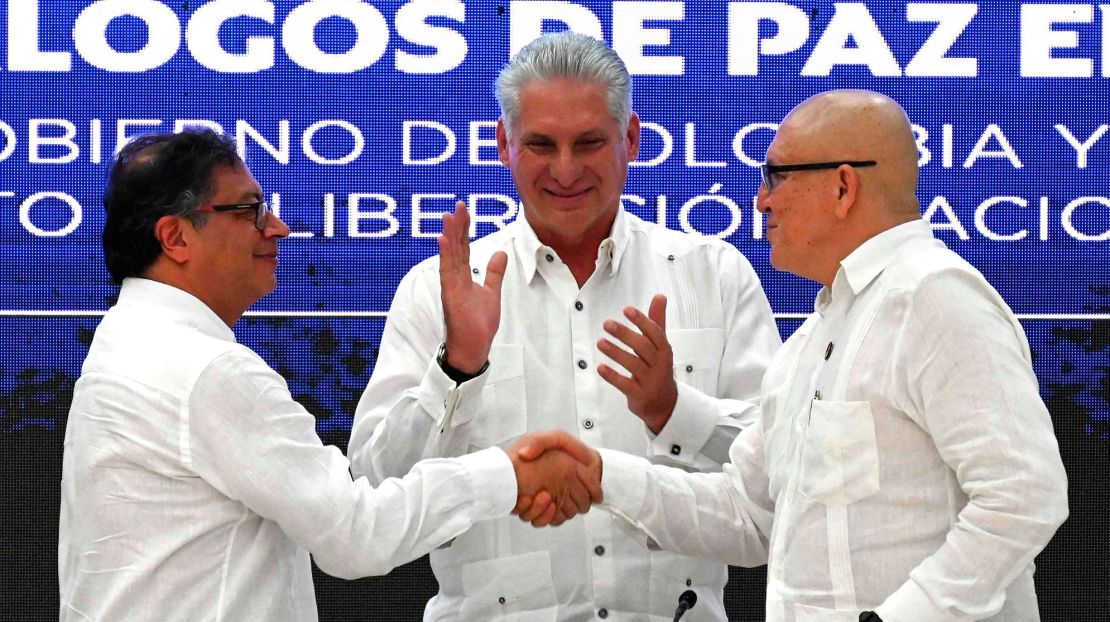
[
  {"x1": 594, "y1": 545, "x2": 605, "y2": 556},
  {"x1": 545, "y1": 253, "x2": 554, "y2": 262},
  {"x1": 498, "y1": 596, "x2": 506, "y2": 604},
  {"x1": 583, "y1": 419, "x2": 594, "y2": 430},
  {"x1": 575, "y1": 301, "x2": 584, "y2": 311},
  {"x1": 685, "y1": 364, "x2": 693, "y2": 373},
  {"x1": 667, "y1": 254, "x2": 675, "y2": 261},
  {"x1": 598, "y1": 609, "x2": 609, "y2": 618},
  {"x1": 686, "y1": 578, "x2": 692, "y2": 586},
  {"x1": 670, "y1": 444, "x2": 681, "y2": 456},
  {"x1": 577, "y1": 359, "x2": 588, "y2": 370},
  {"x1": 472, "y1": 267, "x2": 479, "y2": 274}
]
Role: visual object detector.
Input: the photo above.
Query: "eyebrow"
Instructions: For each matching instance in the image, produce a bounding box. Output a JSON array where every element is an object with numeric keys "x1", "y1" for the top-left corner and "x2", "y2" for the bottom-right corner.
[
  {"x1": 520, "y1": 129, "x2": 607, "y2": 142},
  {"x1": 237, "y1": 189, "x2": 263, "y2": 202}
]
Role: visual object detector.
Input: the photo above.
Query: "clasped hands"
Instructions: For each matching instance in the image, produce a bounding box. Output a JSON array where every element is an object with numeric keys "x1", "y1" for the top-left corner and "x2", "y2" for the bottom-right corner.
[{"x1": 508, "y1": 430, "x2": 603, "y2": 527}]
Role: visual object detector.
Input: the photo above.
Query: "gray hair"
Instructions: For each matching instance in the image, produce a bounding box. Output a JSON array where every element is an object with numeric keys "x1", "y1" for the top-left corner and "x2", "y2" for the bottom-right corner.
[{"x1": 496, "y1": 31, "x2": 632, "y2": 137}]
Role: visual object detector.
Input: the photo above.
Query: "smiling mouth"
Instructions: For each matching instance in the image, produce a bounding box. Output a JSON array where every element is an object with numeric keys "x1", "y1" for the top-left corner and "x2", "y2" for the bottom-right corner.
[{"x1": 544, "y1": 188, "x2": 591, "y2": 200}]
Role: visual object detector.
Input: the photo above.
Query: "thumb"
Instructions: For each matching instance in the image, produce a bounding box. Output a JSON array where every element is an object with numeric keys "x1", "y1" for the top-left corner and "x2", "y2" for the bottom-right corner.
[
  {"x1": 484, "y1": 251, "x2": 508, "y2": 292},
  {"x1": 515, "y1": 429, "x2": 567, "y2": 461}
]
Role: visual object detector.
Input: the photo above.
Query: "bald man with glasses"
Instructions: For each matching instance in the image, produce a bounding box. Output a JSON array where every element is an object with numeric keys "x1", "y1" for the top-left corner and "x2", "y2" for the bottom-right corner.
[{"x1": 523, "y1": 89, "x2": 1069, "y2": 622}]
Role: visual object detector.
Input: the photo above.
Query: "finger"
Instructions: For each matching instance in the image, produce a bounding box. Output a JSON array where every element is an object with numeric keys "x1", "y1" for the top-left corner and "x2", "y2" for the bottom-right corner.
[
  {"x1": 437, "y1": 222, "x2": 458, "y2": 274},
  {"x1": 624, "y1": 302, "x2": 668, "y2": 352},
  {"x1": 597, "y1": 335, "x2": 649, "y2": 377},
  {"x1": 515, "y1": 429, "x2": 581, "y2": 462},
  {"x1": 547, "y1": 491, "x2": 572, "y2": 526},
  {"x1": 596, "y1": 362, "x2": 637, "y2": 396},
  {"x1": 532, "y1": 502, "x2": 559, "y2": 527},
  {"x1": 648, "y1": 293, "x2": 668, "y2": 333},
  {"x1": 520, "y1": 490, "x2": 554, "y2": 522},
  {"x1": 565, "y1": 477, "x2": 591, "y2": 515},
  {"x1": 513, "y1": 494, "x2": 533, "y2": 516},
  {"x1": 576, "y1": 459, "x2": 604, "y2": 503},
  {"x1": 453, "y1": 200, "x2": 471, "y2": 264},
  {"x1": 601, "y1": 318, "x2": 654, "y2": 362}
]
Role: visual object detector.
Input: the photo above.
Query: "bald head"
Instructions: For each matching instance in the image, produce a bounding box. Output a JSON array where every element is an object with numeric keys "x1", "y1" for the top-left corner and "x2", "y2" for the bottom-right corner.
[
  {"x1": 758, "y1": 90, "x2": 924, "y2": 285},
  {"x1": 779, "y1": 90, "x2": 920, "y2": 216}
]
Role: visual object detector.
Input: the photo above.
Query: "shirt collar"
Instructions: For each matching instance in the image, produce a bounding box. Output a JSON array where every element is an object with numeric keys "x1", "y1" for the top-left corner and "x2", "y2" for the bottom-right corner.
[
  {"x1": 815, "y1": 219, "x2": 934, "y2": 313},
  {"x1": 510, "y1": 204, "x2": 631, "y2": 283},
  {"x1": 116, "y1": 277, "x2": 237, "y2": 342}
]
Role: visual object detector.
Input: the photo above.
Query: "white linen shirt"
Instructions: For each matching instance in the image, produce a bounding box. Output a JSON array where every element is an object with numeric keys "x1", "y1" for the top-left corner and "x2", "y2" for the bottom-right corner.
[
  {"x1": 348, "y1": 207, "x2": 781, "y2": 620},
  {"x1": 600, "y1": 220, "x2": 1068, "y2": 622},
  {"x1": 59, "y1": 278, "x2": 517, "y2": 622}
]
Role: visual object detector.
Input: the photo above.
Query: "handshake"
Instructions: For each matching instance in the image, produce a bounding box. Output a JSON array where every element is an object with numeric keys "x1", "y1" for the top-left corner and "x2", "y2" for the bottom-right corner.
[{"x1": 507, "y1": 430, "x2": 603, "y2": 527}]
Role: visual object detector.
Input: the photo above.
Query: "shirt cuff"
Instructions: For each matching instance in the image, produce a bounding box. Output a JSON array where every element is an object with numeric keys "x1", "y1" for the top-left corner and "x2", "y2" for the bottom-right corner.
[
  {"x1": 416, "y1": 355, "x2": 491, "y2": 429},
  {"x1": 598, "y1": 448, "x2": 651, "y2": 522},
  {"x1": 875, "y1": 578, "x2": 952, "y2": 622},
  {"x1": 456, "y1": 447, "x2": 517, "y2": 520},
  {"x1": 650, "y1": 381, "x2": 719, "y2": 465}
]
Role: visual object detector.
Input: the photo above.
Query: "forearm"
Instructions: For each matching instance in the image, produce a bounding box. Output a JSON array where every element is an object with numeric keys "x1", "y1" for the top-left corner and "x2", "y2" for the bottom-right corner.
[
  {"x1": 189, "y1": 359, "x2": 517, "y2": 580},
  {"x1": 651, "y1": 383, "x2": 757, "y2": 468},
  {"x1": 310, "y1": 447, "x2": 516, "y2": 579},
  {"x1": 599, "y1": 448, "x2": 770, "y2": 567},
  {"x1": 349, "y1": 355, "x2": 488, "y2": 482}
]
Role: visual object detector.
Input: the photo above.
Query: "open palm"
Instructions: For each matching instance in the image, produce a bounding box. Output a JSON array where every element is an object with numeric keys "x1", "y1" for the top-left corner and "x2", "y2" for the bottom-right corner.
[{"x1": 438, "y1": 201, "x2": 508, "y2": 373}]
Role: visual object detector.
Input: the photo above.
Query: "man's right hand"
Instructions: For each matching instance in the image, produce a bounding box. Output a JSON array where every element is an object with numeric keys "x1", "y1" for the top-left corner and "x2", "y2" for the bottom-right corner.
[{"x1": 438, "y1": 200, "x2": 508, "y2": 374}]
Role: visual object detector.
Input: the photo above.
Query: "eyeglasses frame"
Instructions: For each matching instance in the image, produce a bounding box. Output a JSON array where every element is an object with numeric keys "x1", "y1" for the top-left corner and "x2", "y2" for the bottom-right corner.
[
  {"x1": 760, "y1": 160, "x2": 878, "y2": 190},
  {"x1": 194, "y1": 201, "x2": 270, "y2": 231}
]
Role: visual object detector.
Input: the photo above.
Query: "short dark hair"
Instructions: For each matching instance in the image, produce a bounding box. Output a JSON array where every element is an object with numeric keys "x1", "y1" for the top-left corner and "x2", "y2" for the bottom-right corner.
[{"x1": 102, "y1": 128, "x2": 242, "y2": 283}]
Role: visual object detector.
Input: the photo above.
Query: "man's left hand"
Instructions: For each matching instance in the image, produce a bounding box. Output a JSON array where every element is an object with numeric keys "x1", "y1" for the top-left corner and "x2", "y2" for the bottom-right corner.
[{"x1": 596, "y1": 294, "x2": 678, "y2": 435}]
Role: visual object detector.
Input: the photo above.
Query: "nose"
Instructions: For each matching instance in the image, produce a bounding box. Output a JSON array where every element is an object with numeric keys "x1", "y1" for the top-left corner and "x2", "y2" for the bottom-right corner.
[
  {"x1": 549, "y1": 147, "x2": 582, "y2": 186},
  {"x1": 264, "y1": 211, "x2": 291, "y2": 238},
  {"x1": 755, "y1": 184, "x2": 771, "y2": 213}
]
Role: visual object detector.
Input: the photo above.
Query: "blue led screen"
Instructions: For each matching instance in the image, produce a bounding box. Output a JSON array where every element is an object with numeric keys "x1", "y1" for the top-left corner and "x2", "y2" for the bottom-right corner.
[{"x1": 1, "y1": 1, "x2": 1107, "y2": 618}]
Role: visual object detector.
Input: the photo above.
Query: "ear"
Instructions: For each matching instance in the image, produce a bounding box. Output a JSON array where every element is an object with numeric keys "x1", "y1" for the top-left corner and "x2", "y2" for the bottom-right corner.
[
  {"x1": 496, "y1": 118, "x2": 510, "y2": 167},
  {"x1": 625, "y1": 112, "x2": 641, "y2": 162},
  {"x1": 153, "y1": 215, "x2": 191, "y2": 265},
  {"x1": 833, "y1": 164, "x2": 859, "y2": 220}
]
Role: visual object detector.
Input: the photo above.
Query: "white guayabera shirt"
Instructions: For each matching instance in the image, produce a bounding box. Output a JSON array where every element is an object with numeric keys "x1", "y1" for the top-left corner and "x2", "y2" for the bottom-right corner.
[
  {"x1": 600, "y1": 220, "x2": 1069, "y2": 622},
  {"x1": 349, "y1": 207, "x2": 782, "y2": 620},
  {"x1": 59, "y1": 278, "x2": 517, "y2": 621}
]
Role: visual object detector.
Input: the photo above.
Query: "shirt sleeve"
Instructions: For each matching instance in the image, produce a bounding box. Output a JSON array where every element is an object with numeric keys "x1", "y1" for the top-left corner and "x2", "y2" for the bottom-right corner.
[
  {"x1": 184, "y1": 348, "x2": 517, "y2": 580},
  {"x1": 347, "y1": 262, "x2": 491, "y2": 484},
  {"x1": 649, "y1": 246, "x2": 781, "y2": 469},
  {"x1": 876, "y1": 269, "x2": 1068, "y2": 621},
  {"x1": 599, "y1": 420, "x2": 774, "y2": 568}
]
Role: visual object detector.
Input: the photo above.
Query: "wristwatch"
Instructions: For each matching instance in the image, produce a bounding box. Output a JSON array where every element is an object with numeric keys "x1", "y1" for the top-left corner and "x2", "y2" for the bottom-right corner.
[
  {"x1": 859, "y1": 612, "x2": 883, "y2": 622},
  {"x1": 436, "y1": 342, "x2": 489, "y2": 384}
]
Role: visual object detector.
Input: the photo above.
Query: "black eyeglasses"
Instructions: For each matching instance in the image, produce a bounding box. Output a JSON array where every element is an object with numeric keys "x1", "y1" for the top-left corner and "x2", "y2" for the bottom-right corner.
[
  {"x1": 760, "y1": 161, "x2": 877, "y2": 190},
  {"x1": 195, "y1": 201, "x2": 270, "y2": 231}
]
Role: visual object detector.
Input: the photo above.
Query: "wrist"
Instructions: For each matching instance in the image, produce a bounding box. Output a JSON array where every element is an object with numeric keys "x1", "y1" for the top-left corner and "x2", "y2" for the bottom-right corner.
[{"x1": 437, "y1": 342, "x2": 488, "y2": 383}]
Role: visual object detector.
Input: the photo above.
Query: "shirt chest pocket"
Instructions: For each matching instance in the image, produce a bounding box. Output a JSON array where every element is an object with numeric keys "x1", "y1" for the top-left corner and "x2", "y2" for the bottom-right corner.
[
  {"x1": 799, "y1": 400, "x2": 880, "y2": 506},
  {"x1": 669, "y1": 328, "x2": 724, "y2": 395},
  {"x1": 470, "y1": 344, "x2": 528, "y2": 449}
]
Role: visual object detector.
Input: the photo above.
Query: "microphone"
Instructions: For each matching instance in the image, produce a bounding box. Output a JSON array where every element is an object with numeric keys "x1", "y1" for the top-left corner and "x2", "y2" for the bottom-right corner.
[{"x1": 673, "y1": 589, "x2": 697, "y2": 621}]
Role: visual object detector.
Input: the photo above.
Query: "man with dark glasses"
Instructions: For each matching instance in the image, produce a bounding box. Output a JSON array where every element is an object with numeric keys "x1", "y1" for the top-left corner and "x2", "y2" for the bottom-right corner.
[
  {"x1": 522, "y1": 89, "x2": 1068, "y2": 622},
  {"x1": 59, "y1": 129, "x2": 601, "y2": 621}
]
